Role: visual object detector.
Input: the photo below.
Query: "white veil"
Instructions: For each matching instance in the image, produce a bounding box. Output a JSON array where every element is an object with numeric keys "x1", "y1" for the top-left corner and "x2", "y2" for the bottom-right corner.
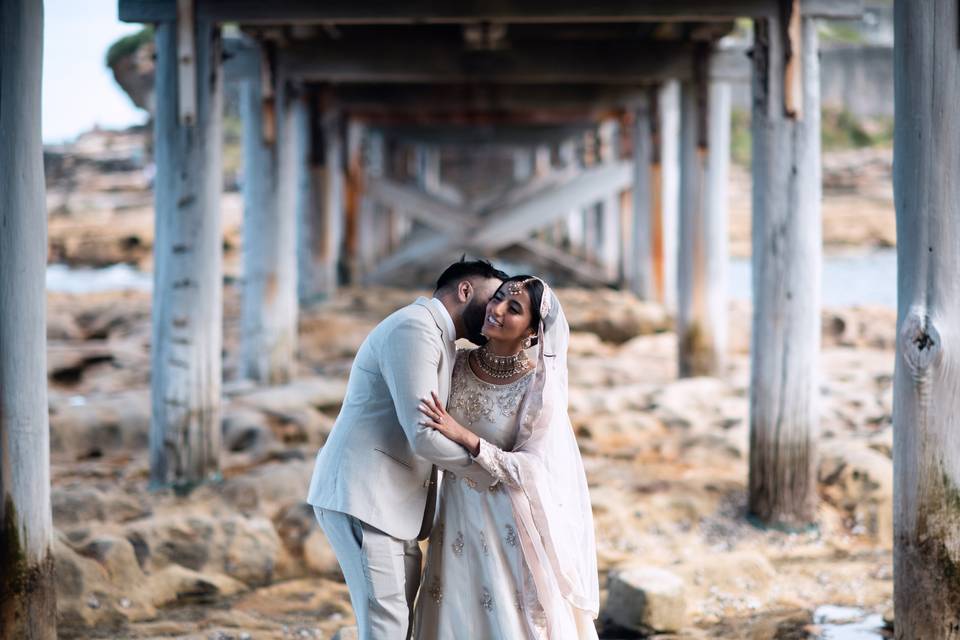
[{"x1": 503, "y1": 281, "x2": 599, "y2": 638}]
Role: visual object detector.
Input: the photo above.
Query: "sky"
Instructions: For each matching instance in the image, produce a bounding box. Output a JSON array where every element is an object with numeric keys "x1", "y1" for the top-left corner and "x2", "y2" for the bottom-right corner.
[{"x1": 43, "y1": 0, "x2": 147, "y2": 143}]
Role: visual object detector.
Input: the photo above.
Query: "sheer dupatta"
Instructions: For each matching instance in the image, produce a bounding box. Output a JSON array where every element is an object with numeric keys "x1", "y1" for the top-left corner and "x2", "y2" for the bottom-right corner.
[{"x1": 474, "y1": 282, "x2": 599, "y2": 638}]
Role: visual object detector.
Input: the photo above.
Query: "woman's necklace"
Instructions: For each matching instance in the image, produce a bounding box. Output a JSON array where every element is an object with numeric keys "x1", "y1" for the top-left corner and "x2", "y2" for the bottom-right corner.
[{"x1": 473, "y1": 345, "x2": 531, "y2": 379}]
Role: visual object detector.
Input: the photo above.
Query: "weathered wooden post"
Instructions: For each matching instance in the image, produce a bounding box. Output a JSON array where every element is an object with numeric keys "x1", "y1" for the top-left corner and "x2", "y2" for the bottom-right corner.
[
  {"x1": 560, "y1": 140, "x2": 584, "y2": 253},
  {"x1": 748, "y1": 7, "x2": 822, "y2": 528},
  {"x1": 599, "y1": 119, "x2": 623, "y2": 281},
  {"x1": 239, "y1": 57, "x2": 298, "y2": 384},
  {"x1": 415, "y1": 145, "x2": 441, "y2": 193},
  {"x1": 677, "y1": 54, "x2": 730, "y2": 378},
  {"x1": 150, "y1": 13, "x2": 224, "y2": 489},
  {"x1": 629, "y1": 93, "x2": 655, "y2": 299},
  {"x1": 582, "y1": 131, "x2": 600, "y2": 263},
  {"x1": 298, "y1": 99, "x2": 343, "y2": 303},
  {"x1": 534, "y1": 145, "x2": 552, "y2": 178},
  {"x1": 656, "y1": 80, "x2": 681, "y2": 311},
  {"x1": 513, "y1": 147, "x2": 534, "y2": 182},
  {"x1": 358, "y1": 130, "x2": 384, "y2": 279},
  {"x1": 344, "y1": 119, "x2": 366, "y2": 283},
  {"x1": 0, "y1": 1, "x2": 56, "y2": 636},
  {"x1": 893, "y1": 0, "x2": 960, "y2": 632}
]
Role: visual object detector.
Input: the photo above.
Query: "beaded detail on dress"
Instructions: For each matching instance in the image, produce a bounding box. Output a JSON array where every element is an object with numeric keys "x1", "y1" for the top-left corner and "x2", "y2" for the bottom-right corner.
[{"x1": 448, "y1": 350, "x2": 533, "y2": 428}]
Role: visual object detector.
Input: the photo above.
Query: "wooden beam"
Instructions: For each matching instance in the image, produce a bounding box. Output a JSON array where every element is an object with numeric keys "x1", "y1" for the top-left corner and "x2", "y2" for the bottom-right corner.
[
  {"x1": 366, "y1": 176, "x2": 469, "y2": 235},
  {"x1": 472, "y1": 161, "x2": 633, "y2": 249},
  {"x1": 366, "y1": 161, "x2": 629, "y2": 279},
  {"x1": 514, "y1": 237, "x2": 613, "y2": 286},
  {"x1": 121, "y1": 0, "x2": 863, "y2": 23},
  {"x1": 377, "y1": 124, "x2": 594, "y2": 148},
  {"x1": 277, "y1": 40, "x2": 695, "y2": 84}
]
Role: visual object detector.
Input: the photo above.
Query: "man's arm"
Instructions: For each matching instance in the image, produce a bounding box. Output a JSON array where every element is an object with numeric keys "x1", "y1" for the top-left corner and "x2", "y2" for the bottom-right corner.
[{"x1": 379, "y1": 318, "x2": 494, "y2": 483}]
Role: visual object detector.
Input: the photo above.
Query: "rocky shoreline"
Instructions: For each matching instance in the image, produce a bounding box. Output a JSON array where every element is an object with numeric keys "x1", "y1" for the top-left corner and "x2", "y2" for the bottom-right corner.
[{"x1": 47, "y1": 284, "x2": 895, "y2": 639}]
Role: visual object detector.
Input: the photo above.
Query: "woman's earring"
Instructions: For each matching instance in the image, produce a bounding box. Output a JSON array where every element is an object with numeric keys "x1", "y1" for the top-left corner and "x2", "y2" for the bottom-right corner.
[{"x1": 522, "y1": 335, "x2": 533, "y2": 349}]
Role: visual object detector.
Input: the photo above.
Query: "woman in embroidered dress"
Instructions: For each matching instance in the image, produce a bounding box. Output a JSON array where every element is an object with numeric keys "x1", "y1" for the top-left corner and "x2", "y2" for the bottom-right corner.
[{"x1": 413, "y1": 276, "x2": 599, "y2": 640}]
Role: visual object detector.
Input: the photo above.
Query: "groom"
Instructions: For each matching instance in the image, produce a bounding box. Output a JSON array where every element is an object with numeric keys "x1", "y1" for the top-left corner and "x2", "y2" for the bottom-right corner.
[{"x1": 307, "y1": 258, "x2": 507, "y2": 639}]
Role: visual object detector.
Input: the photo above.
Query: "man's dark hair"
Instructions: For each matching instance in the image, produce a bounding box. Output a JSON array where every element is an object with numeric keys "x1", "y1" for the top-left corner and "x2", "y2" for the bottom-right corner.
[{"x1": 434, "y1": 257, "x2": 509, "y2": 294}]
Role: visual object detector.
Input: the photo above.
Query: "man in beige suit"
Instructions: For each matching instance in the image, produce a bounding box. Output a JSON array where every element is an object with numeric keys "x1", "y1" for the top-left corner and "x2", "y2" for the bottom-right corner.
[{"x1": 307, "y1": 259, "x2": 508, "y2": 639}]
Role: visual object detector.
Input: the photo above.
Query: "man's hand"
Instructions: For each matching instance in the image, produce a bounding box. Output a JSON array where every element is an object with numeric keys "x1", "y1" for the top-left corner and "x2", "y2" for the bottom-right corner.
[{"x1": 418, "y1": 391, "x2": 481, "y2": 456}]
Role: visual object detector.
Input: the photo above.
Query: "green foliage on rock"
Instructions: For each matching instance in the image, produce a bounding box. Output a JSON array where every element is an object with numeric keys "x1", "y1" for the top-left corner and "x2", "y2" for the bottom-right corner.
[
  {"x1": 730, "y1": 107, "x2": 893, "y2": 166},
  {"x1": 105, "y1": 26, "x2": 154, "y2": 68}
]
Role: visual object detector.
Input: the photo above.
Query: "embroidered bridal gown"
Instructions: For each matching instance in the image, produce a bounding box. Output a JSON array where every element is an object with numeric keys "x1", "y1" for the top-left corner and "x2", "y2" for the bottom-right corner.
[{"x1": 413, "y1": 349, "x2": 547, "y2": 640}]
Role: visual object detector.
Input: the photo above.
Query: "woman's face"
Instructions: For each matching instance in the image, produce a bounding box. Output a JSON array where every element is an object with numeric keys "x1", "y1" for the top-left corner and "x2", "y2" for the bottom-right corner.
[{"x1": 482, "y1": 284, "x2": 534, "y2": 343}]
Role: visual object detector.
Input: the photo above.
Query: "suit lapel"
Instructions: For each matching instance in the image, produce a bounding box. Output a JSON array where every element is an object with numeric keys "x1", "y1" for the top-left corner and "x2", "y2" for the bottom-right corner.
[{"x1": 416, "y1": 297, "x2": 457, "y2": 372}]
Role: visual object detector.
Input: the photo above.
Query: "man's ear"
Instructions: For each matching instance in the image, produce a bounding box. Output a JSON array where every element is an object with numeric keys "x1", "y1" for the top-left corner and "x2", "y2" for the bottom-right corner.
[{"x1": 457, "y1": 280, "x2": 473, "y2": 303}]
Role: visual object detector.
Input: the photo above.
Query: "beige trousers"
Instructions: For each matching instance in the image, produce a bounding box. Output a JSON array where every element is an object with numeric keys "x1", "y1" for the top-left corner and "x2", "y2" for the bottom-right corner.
[{"x1": 315, "y1": 507, "x2": 422, "y2": 639}]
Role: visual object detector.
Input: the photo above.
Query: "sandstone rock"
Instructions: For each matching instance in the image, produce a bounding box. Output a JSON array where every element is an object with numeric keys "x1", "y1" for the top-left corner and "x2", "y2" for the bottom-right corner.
[
  {"x1": 240, "y1": 460, "x2": 315, "y2": 506},
  {"x1": 559, "y1": 288, "x2": 671, "y2": 344},
  {"x1": 333, "y1": 626, "x2": 359, "y2": 640},
  {"x1": 54, "y1": 532, "x2": 157, "y2": 629},
  {"x1": 146, "y1": 564, "x2": 247, "y2": 607},
  {"x1": 231, "y1": 379, "x2": 343, "y2": 445},
  {"x1": 819, "y1": 443, "x2": 893, "y2": 543},
  {"x1": 220, "y1": 476, "x2": 262, "y2": 513},
  {"x1": 682, "y1": 550, "x2": 777, "y2": 595},
  {"x1": 222, "y1": 516, "x2": 282, "y2": 586},
  {"x1": 303, "y1": 528, "x2": 342, "y2": 578},
  {"x1": 53, "y1": 487, "x2": 106, "y2": 525},
  {"x1": 49, "y1": 389, "x2": 150, "y2": 457},
  {"x1": 222, "y1": 407, "x2": 275, "y2": 454},
  {"x1": 605, "y1": 566, "x2": 687, "y2": 633},
  {"x1": 47, "y1": 310, "x2": 84, "y2": 340},
  {"x1": 233, "y1": 377, "x2": 347, "y2": 414},
  {"x1": 651, "y1": 377, "x2": 730, "y2": 431},
  {"x1": 568, "y1": 331, "x2": 618, "y2": 357},
  {"x1": 122, "y1": 513, "x2": 282, "y2": 586}
]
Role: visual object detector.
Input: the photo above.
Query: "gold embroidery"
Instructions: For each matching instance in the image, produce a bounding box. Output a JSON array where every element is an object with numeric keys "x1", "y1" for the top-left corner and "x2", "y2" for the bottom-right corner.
[
  {"x1": 505, "y1": 524, "x2": 518, "y2": 547},
  {"x1": 480, "y1": 587, "x2": 494, "y2": 612},
  {"x1": 452, "y1": 530, "x2": 464, "y2": 556},
  {"x1": 428, "y1": 577, "x2": 443, "y2": 604},
  {"x1": 448, "y1": 352, "x2": 532, "y2": 426}
]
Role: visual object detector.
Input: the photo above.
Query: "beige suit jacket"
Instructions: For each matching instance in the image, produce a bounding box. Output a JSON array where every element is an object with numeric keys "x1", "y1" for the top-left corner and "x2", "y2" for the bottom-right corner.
[{"x1": 306, "y1": 297, "x2": 491, "y2": 540}]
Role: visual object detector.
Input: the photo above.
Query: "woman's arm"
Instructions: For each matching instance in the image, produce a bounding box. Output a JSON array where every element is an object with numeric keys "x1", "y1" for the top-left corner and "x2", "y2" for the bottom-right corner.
[
  {"x1": 418, "y1": 392, "x2": 520, "y2": 487},
  {"x1": 418, "y1": 391, "x2": 481, "y2": 455}
]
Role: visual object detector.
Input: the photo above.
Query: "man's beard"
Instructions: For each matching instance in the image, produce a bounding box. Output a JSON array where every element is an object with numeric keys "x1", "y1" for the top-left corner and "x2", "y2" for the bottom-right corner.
[{"x1": 462, "y1": 298, "x2": 489, "y2": 345}]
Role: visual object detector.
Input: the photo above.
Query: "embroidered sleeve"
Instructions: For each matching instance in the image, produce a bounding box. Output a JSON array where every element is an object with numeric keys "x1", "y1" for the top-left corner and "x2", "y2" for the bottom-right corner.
[{"x1": 473, "y1": 438, "x2": 521, "y2": 488}]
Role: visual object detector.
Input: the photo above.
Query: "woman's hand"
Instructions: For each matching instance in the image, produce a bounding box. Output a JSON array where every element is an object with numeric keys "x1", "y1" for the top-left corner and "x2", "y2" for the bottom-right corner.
[{"x1": 418, "y1": 391, "x2": 480, "y2": 455}]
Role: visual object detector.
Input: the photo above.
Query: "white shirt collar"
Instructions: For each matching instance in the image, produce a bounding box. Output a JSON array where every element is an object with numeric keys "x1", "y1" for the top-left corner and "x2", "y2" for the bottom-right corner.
[{"x1": 430, "y1": 297, "x2": 457, "y2": 343}]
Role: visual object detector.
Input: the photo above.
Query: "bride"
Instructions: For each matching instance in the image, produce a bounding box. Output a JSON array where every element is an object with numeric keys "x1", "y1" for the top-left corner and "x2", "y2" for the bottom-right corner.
[{"x1": 414, "y1": 275, "x2": 599, "y2": 639}]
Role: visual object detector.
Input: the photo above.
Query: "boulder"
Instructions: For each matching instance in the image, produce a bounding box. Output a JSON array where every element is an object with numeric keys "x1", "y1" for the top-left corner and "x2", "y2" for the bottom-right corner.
[
  {"x1": 681, "y1": 550, "x2": 777, "y2": 594},
  {"x1": 303, "y1": 528, "x2": 342, "y2": 578},
  {"x1": 49, "y1": 389, "x2": 150, "y2": 457},
  {"x1": 651, "y1": 377, "x2": 730, "y2": 431},
  {"x1": 559, "y1": 288, "x2": 671, "y2": 344},
  {"x1": 54, "y1": 532, "x2": 157, "y2": 629},
  {"x1": 605, "y1": 566, "x2": 687, "y2": 633},
  {"x1": 222, "y1": 407, "x2": 275, "y2": 454},
  {"x1": 819, "y1": 442, "x2": 893, "y2": 543},
  {"x1": 122, "y1": 513, "x2": 282, "y2": 587},
  {"x1": 333, "y1": 626, "x2": 359, "y2": 640}
]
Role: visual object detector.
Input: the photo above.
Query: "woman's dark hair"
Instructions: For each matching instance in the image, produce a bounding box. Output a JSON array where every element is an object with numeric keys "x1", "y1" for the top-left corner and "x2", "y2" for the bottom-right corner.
[
  {"x1": 499, "y1": 275, "x2": 544, "y2": 336},
  {"x1": 434, "y1": 256, "x2": 509, "y2": 294}
]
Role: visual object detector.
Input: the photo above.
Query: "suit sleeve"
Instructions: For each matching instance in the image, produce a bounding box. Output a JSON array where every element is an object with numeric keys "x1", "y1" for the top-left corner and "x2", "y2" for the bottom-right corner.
[{"x1": 379, "y1": 317, "x2": 494, "y2": 484}]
